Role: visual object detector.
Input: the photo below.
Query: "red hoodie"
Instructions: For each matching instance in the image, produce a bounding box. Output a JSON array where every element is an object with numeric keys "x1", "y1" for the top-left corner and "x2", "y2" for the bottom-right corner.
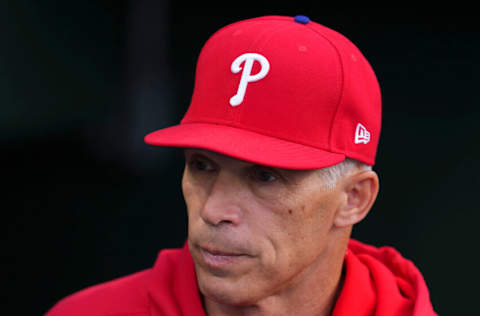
[{"x1": 45, "y1": 239, "x2": 437, "y2": 316}]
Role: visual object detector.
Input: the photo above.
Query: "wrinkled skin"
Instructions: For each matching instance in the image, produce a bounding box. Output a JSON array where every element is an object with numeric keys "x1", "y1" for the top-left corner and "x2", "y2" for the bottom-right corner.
[{"x1": 182, "y1": 149, "x2": 378, "y2": 316}]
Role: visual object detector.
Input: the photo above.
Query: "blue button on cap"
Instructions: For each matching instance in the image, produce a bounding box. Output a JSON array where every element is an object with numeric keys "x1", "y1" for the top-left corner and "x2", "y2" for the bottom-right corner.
[{"x1": 294, "y1": 15, "x2": 310, "y2": 24}]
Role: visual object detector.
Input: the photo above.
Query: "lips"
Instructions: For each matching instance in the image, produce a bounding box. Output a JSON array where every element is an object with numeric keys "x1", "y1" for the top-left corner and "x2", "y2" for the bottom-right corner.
[{"x1": 198, "y1": 246, "x2": 250, "y2": 269}]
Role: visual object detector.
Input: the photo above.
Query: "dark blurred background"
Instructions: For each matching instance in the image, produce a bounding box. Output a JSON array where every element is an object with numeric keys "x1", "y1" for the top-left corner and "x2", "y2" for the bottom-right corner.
[{"x1": 4, "y1": 2, "x2": 478, "y2": 315}]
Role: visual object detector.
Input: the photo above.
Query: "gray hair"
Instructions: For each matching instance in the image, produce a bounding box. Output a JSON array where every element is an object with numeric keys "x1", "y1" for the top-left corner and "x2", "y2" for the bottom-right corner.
[{"x1": 316, "y1": 158, "x2": 372, "y2": 190}]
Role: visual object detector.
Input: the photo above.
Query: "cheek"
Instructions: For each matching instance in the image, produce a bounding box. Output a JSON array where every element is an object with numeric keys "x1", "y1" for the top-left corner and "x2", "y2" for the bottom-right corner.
[
  {"x1": 246, "y1": 204, "x2": 309, "y2": 267},
  {"x1": 182, "y1": 172, "x2": 206, "y2": 210},
  {"x1": 268, "y1": 198, "x2": 336, "y2": 263},
  {"x1": 182, "y1": 177, "x2": 206, "y2": 232}
]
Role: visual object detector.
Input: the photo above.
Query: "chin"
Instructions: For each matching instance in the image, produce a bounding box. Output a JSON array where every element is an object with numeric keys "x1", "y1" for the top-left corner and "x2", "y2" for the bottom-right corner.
[{"x1": 196, "y1": 270, "x2": 261, "y2": 307}]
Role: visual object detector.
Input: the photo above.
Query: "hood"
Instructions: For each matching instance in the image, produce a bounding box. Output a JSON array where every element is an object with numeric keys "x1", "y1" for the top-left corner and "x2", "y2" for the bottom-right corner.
[
  {"x1": 332, "y1": 239, "x2": 437, "y2": 316},
  {"x1": 148, "y1": 239, "x2": 437, "y2": 316}
]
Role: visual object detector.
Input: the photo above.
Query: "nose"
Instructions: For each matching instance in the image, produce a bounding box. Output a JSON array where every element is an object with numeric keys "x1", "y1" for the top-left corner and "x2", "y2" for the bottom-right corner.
[{"x1": 200, "y1": 171, "x2": 243, "y2": 227}]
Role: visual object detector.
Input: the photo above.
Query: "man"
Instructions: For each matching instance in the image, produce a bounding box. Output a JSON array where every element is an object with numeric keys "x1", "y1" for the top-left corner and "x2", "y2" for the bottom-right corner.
[{"x1": 46, "y1": 15, "x2": 437, "y2": 316}]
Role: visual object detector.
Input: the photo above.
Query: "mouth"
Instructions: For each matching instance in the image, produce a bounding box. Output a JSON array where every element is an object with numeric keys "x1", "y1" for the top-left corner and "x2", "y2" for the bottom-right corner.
[{"x1": 198, "y1": 246, "x2": 250, "y2": 269}]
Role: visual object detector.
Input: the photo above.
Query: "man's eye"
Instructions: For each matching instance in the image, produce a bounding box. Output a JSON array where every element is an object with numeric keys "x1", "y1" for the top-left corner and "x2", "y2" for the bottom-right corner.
[
  {"x1": 252, "y1": 168, "x2": 278, "y2": 183},
  {"x1": 191, "y1": 159, "x2": 213, "y2": 171}
]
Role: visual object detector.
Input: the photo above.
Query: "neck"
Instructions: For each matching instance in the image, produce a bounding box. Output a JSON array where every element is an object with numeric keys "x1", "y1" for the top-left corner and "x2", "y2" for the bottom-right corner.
[{"x1": 203, "y1": 232, "x2": 349, "y2": 316}]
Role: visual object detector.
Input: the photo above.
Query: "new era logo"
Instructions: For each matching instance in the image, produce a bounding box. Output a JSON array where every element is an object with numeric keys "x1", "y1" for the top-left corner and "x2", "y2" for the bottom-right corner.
[{"x1": 355, "y1": 123, "x2": 370, "y2": 144}]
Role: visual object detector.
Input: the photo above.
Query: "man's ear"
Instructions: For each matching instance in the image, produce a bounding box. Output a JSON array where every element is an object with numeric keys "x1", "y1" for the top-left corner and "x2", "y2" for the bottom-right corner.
[{"x1": 334, "y1": 170, "x2": 379, "y2": 228}]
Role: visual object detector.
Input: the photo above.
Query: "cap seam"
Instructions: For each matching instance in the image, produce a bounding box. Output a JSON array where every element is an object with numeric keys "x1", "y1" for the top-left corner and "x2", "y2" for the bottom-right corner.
[{"x1": 304, "y1": 24, "x2": 346, "y2": 153}]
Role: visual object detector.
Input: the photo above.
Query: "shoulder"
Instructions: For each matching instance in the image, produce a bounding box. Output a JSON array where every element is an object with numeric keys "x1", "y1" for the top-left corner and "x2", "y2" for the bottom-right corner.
[{"x1": 45, "y1": 268, "x2": 152, "y2": 316}]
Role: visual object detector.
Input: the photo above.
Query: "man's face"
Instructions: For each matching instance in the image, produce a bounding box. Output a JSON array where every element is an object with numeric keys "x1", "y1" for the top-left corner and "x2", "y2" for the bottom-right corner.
[{"x1": 182, "y1": 149, "x2": 345, "y2": 305}]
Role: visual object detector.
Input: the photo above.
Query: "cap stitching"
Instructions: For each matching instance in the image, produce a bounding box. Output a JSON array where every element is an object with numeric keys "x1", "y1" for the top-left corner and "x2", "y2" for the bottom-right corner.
[{"x1": 304, "y1": 25, "x2": 346, "y2": 153}]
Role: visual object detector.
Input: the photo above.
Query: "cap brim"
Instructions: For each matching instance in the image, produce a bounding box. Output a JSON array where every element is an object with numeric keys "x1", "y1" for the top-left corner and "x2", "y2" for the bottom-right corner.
[{"x1": 144, "y1": 123, "x2": 345, "y2": 170}]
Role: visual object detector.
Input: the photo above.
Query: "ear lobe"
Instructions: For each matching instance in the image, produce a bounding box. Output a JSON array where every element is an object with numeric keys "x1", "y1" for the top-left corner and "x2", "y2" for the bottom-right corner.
[{"x1": 333, "y1": 170, "x2": 379, "y2": 228}]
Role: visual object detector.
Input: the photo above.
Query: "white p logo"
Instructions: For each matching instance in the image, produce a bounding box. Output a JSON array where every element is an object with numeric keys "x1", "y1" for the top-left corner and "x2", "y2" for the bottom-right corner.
[{"x1": 229, "y1": 53, "x2": 270, "y2": 107}]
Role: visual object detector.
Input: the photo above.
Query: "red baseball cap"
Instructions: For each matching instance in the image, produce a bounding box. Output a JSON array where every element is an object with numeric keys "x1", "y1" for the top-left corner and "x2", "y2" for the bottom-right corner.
[{"x1": 144, "y1": 15, "x2": 381, "y2": 170}]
